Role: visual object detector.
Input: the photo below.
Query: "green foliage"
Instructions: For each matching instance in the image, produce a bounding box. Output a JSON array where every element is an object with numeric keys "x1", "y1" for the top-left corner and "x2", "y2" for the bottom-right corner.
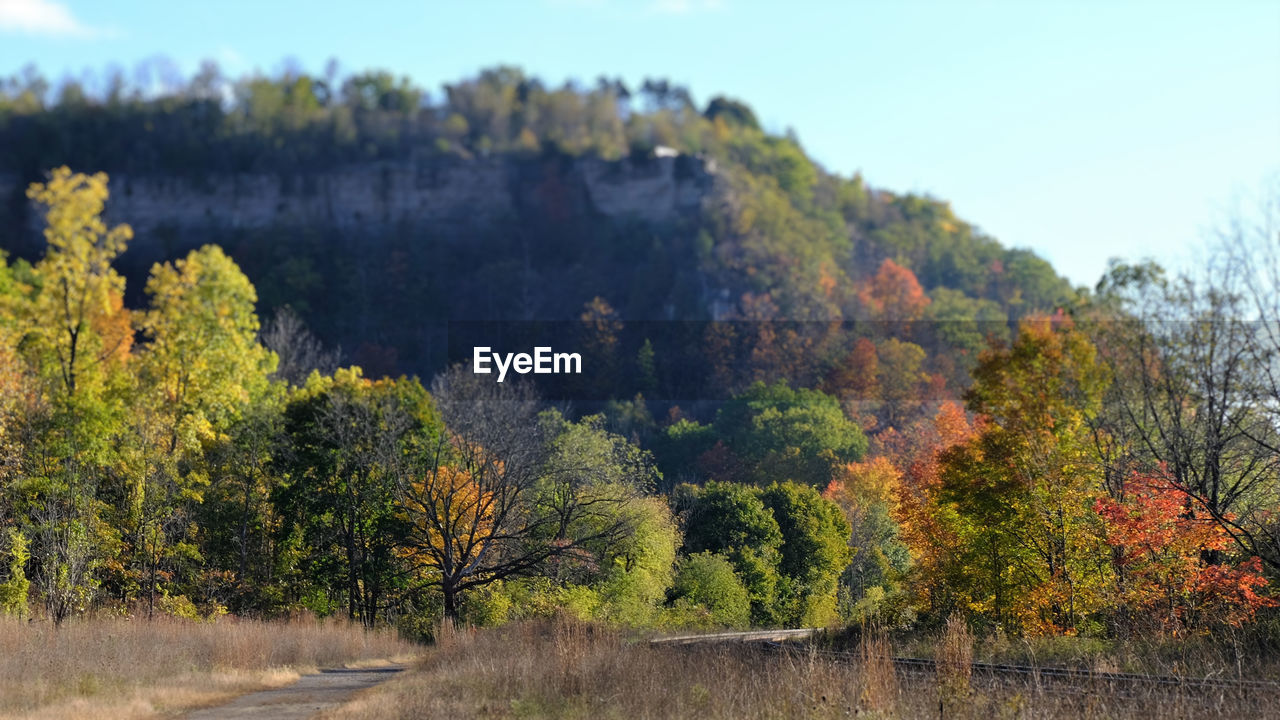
[
  {"x1": 875, "y1": 338, "x2": 929, "y2": 428},
  {"x1": 651, "y1": 419, "x2": 716, "y2": 487},
  {"x1": 138, "y1": 244, "x2": 276, "y2": 455},
  {"x1": 940, "y1": 316, "x2": 1111, "y2": 634},
  {"x1": 927, "y1": 287, "x2": 1009, "y2": 351},
  {"x1": 0, "y1": 528, "x2": 30, "y2": 617},
  {"x1": 759, "y1": 481, "x2": 852, "y2": 626},
  {"x1": 714, "y1": 381, "x2": 867, "y2": 486},
  {"x1": 458, "y1": 581, "x2": 513, "y2": 627},
  {"x1": 593, "y1": 496, "x2": 680, "y2": 626},
  {"x1": 678, "y1": 480, "x2": 783, "y2": 624},
  {"x1": 274, "y1": 369, "x2": 437, "y2": 626},
  {"x1": 667, "y1": 551, "x2": 751, "y2": 629},
  {"x1": 677, "y1": 479, "x2": 854, "y2": 627},
  {"x1": 703, "y1": 96, "x2": 760, "y2": 131}
]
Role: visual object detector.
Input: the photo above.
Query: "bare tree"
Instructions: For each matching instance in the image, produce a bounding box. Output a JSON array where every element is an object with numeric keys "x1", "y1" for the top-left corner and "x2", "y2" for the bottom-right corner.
[
  {"x1": 260, "y1": 306, "x2": 341, "y2": 386},
  {"x1": 400, "y1": 366, "x2": 641, "y2": 620},
  {"x1": 1218, "y1": 179, "x2": 1280, "y2": 568},
  {"x1": 1094, "y1": 183, "x2": 1280, "y2": 571}
]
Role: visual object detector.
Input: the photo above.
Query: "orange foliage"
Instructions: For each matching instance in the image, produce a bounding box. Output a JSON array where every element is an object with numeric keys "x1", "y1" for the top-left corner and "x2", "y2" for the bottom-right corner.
[
  {"x1": 400, "y1": 464, "x2": 495, "y2": 574},
  {"x1": 878, "y1": 401, "x2": 976, "y2": 603},
  {"x1": 92, "y1": 289, "x2": 133, "y2": 365},
  {"x1": 858, "y1": 259, "x2": 930, "y2": 325}
]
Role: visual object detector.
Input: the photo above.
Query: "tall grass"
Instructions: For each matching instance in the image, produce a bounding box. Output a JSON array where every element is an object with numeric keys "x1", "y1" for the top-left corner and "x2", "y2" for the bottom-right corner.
[
  {"x1": 320, "y1": 619, "x2": 1280, "y2": 720},
  {"x1": 0, "y1": 615, "x2": 418, "y2": 720},
  {"x1": 936, "y1": 614, "x2": 974, "y2": 708}
]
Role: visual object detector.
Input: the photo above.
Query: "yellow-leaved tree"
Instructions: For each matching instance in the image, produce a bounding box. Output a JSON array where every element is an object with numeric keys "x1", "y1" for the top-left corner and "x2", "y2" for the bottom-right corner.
[
  {"x1": 131, "y1": 244, "x2": 275, "y2": 617},
  {"x1": 18, "y1": 168, "x2": 133, "y2": 624},
  {"x1": 24, "y1": 167, "x2": 132, "y2": 398}
]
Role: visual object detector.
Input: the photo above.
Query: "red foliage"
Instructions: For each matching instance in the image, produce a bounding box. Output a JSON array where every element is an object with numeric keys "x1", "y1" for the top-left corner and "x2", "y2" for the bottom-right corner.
[{"x1": 1095, "y1": 469, "x2": 1276, "y2": 632}]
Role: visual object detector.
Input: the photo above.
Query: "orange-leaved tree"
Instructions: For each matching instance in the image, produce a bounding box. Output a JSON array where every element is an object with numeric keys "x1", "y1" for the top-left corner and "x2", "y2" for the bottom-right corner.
[
  {"x1": 399, "y1": 460, "x2": 496, "y2": 613},
  {"x1": 860, "y1": 401, "x2": 977, "y2": 616},
  {"x1": 858, "y1": 259, "x2": 930, "y2": 337}
]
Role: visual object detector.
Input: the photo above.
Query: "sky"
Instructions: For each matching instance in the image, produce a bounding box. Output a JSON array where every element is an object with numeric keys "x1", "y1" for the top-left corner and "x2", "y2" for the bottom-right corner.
[{"x1": 1, "y1": 0, "x2": 1277, "y2": 289}]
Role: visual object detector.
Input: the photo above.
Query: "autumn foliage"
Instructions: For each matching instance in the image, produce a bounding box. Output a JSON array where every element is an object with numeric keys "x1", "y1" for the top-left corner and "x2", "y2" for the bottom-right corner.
[
  {"x1": 1095, "y1": 469, "x2": 1276, "y2": 633},
  {"x1": 858, "y1": 259, "x2": 931, "y2": 325}
]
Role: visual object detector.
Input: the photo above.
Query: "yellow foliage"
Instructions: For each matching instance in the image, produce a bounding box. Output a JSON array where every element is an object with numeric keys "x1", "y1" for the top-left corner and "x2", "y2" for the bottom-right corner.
[{"x1": 25, "y1": 167, "x2": 133, "y2": 395}]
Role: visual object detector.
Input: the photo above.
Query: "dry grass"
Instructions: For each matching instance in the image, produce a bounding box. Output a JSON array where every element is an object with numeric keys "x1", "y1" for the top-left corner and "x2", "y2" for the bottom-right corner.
[
  {"x1": 936, "y1": 614, "x2": 974, "y2": 708},
  {"x1": 0, "y1": 615, "x2": 419, "y2": 720},
  {"x1": 858, "y1": 631, "x2": 898, "y2": 713},
  {"x1": 319, "y1": 619, "x2": 1280, "y2": 720}
]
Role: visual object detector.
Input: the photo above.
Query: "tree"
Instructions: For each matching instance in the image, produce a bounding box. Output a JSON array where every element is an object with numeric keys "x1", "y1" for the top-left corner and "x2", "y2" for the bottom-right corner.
[
  {"x1": 200, "y1": 385, "x2": 288, "y2": 612},
  {"x1": 138, "y1": 244, "x2": 274, "y2": 452},
  {"x1": 940, "y1": 315, "x2": 1111, "y2": 633},
  {"x1": 635, "y1": 338, "x2": 657, "y2": 395},
  {"x1": 667, "y1": 551, "x2": 751, "y2": 628},
  {"x1": 577, "y1": 297, "x2": 623, "y2": 396},
  {"x1": 23, "y1": 167, "x2": 132, "y2": 398},
  {"x1": 875, "y1": 338, "x2": 929, "y2": 429},
  {"x1": 824, "y1": 457, "x2": 912, "y2": 620},
  {"x1": 703, "y1": 96, "x2": 760, "y2": 131},
  {"x1": 878, "y1": 401, "x2": 975, "y2": 616},
  {"x1": 260, "y1": 306, "x2": 340, "y2": 387},
  {"x1": 714, "y1": 381, "x2": 867, "y2": 487},
  {"x1": 759, "y1": 481, "x2": 852, "y2": 625},
  {"x1": 17, "y1": 168, "x2": 132, "y2": 624},
  {"x1": 824, "y1": 337, "x2": 880, "y2": 419},
  {"x1": 400, "y1": 367, "x2": 649, "y2": 620},
  {"x1": 133, "y1": 244, "x2": 275, "y2": 616},
  {"x1": 1093, "y1": 255, "x2": 1280, "y2": 573},
  {"x1": 858, "y1": 259, "x2": 931, "y2": 332},
  {"x1": 590, "y1": 495, "x2": 679, "y2": 626},
  {"x1": 1095, "y1": 468, "x2": 1275, "y2": 634},
  {"x1": 276, "y1": 368, "x2": 430, "y2": 625},
  {"x1": 678, "y1": 480, "x2": 783, "y2": 625},
  {"x1": 0, "y1": 528, "x2": 30, "y2": 617}
]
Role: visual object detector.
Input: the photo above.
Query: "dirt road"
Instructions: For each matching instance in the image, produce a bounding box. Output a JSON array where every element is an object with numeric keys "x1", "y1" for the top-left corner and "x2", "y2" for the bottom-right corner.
[{"x1": 182, "y1": 665, "x2": 406, "y2": 720}]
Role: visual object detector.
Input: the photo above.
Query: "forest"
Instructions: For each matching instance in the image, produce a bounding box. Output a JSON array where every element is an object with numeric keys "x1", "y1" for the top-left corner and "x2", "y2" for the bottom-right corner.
[{"x1": 0, "y1": 63, "x2": 1278, "y2": 654}]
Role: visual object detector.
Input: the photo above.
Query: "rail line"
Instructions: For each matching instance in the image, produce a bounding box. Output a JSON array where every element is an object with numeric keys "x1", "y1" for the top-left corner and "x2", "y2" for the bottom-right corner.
[
  {"x1": 769, "y1": 642, "x2": 1280, "y2": 696},
  {"x1": 650, "y1": 628, "x2": 1280, "y2": 697}
]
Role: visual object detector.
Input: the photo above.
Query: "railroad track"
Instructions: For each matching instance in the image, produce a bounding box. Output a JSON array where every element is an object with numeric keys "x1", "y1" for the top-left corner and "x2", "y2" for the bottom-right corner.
[
  {"x1": 649, "y1": 628, "x2": 1280, "y2": 698},
  {"x1": 773, "y1": 644, "x2": 1280, "y2": 697}
]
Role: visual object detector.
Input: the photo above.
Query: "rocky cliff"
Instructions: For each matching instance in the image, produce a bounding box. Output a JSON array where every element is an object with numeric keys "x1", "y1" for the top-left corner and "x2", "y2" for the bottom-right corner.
[{"x1": 0, "y1": 151, "x2": 718, "y2": 256}]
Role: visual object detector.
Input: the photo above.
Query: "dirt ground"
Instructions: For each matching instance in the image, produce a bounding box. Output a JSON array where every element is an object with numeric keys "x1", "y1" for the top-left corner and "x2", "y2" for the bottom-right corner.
[{"x1": 181, "y1": 666, "x2": 406, "y2": 720}]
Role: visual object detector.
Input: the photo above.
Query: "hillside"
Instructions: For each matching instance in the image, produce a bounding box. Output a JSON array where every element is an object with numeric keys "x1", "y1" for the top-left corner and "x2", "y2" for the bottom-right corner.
[{"x1": 0, "y1": 65, "x2": 1075, "y2": 390}]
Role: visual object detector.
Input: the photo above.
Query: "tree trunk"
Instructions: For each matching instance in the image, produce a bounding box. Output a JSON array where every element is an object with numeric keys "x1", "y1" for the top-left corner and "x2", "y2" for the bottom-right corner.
[{"x1": 442, "y1": 581, "x2": 459, "y2": 621}]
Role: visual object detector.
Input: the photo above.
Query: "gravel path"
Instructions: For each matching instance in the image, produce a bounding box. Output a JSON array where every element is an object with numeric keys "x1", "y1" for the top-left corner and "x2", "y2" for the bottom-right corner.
[{"x1": 182, "y1": 665, "x2": 406, "y2": 720}]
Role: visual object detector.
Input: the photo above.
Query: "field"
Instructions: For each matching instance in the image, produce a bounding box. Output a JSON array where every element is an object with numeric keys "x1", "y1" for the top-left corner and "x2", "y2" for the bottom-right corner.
[
  {"x1": 0, "y1": 616, "x2": 418, "y2": 720},
  {"x1": 318, "y1": 620, "x2": 1280, "y2": 720}
]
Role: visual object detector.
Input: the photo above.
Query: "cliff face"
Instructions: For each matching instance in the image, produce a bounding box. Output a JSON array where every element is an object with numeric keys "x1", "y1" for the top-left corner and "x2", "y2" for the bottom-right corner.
[
  {"x1": 0, "y1": 151, "x2": 725, "y2": 377},
  {"x1": 0, "y1": 151, "x2": 718, "y2": 253}
]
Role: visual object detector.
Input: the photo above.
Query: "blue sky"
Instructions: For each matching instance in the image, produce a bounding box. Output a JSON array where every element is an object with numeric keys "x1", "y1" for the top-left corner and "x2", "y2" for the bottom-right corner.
[{"x1": 2, "y1": 0, "x2": 1277, "y2": 288}]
